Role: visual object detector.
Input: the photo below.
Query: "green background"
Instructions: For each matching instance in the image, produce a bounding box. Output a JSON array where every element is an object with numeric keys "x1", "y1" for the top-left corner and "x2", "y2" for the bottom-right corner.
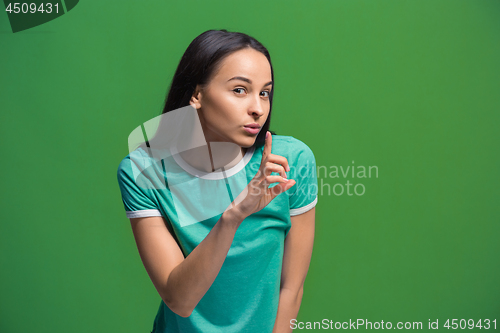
[{"x1": 1, "y1": 0, "x2": 499, "y2": 332}]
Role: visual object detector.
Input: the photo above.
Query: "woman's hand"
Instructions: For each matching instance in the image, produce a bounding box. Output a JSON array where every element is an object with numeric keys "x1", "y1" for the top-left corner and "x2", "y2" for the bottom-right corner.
[{"x1": 228, "y1": 131, "x2": 296, "y2": 220}]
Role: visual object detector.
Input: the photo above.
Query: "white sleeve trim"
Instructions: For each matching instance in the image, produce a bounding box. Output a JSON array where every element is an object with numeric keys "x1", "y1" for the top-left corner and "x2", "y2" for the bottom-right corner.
[
  {"x1": 290, "y1": 196, "x2": 318, "y2": 216},
  {"x1": 126, "y1": 209, "x2": 162, "y2": 219}
]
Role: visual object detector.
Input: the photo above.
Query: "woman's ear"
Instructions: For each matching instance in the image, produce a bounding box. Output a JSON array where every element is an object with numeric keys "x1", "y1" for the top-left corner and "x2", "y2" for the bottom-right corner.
[{"x1": 190, "y1": 85, "x2": 202, "y2": 109}]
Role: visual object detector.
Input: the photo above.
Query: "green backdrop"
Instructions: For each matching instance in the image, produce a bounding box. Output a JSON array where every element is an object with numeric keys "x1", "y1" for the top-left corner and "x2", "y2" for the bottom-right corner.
[{"x1": 1, "y1": 0, "x2": 499, "y2": 332}]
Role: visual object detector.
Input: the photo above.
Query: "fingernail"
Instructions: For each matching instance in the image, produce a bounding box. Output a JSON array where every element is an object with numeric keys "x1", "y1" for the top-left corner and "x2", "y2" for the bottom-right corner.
[
  {"x1": 286, "y1": 165, "x2": 290, "y2": 172},
  {"x1": 266, "y1": 131, "x2": 269, "y2": 138}
]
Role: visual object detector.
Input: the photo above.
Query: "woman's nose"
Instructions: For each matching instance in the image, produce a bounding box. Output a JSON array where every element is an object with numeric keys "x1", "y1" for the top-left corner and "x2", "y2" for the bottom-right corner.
[{"x1": 248, "y1": 95, "x2": 265, "y2": 117}]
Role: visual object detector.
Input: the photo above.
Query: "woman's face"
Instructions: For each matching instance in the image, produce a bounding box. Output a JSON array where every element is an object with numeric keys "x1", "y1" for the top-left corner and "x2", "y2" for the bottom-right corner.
[{"x1": 190, "y1": 47, "x2": 273, "y2": 148}]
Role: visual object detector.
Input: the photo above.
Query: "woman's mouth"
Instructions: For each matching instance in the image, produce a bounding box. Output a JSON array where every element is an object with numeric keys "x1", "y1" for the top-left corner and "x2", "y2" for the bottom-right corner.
[{"x1": 243, "y1": 124, "x2": 260, "y2": 135}]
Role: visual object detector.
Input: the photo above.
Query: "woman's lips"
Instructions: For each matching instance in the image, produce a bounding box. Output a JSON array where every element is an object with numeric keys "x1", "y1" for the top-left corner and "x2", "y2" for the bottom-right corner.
[{"x1": 243, "y1": 126, "x2": 260, "y2": 135}]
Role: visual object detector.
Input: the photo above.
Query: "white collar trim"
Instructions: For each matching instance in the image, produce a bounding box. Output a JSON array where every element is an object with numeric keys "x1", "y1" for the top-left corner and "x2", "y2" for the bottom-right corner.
[{"x1": 169, "y1": 145, "x2": 255, "y2": 180}]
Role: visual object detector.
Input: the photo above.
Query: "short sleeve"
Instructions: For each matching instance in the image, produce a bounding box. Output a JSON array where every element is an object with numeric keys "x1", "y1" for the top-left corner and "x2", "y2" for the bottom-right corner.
[
  {"x1": 117, "y1": 157, "x2": 162, "y2": 219},
  {"x1": 288, "y1": 141, "x2": 318, "y2": 216}
]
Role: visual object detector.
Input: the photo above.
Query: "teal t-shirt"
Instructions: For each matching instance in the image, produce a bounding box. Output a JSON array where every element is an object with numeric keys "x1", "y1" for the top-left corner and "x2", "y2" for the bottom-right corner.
[{"x1": 116, "y1": 134, "x2": 318, "y2": 333}]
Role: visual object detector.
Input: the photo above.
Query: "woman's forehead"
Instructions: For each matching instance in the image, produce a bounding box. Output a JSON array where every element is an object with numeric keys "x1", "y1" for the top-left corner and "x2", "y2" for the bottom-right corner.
[{"x1": 213, "y1": 49, "x2": 272, "y2": 84}]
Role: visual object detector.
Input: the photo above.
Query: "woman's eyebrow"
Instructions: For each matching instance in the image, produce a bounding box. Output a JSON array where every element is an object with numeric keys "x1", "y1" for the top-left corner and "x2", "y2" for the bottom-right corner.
[{"x1": 227, "y1": 76, "x2": 273, "y2": 87}]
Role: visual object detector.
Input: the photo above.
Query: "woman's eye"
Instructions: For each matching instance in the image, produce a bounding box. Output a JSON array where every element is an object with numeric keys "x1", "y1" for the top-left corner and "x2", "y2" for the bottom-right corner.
[
  {"x1": 233, "y1": 88, "x2": 246, "y2": 94},
  {"x1": 261, "y1": 91, "x2": 270, "y2": 98}
]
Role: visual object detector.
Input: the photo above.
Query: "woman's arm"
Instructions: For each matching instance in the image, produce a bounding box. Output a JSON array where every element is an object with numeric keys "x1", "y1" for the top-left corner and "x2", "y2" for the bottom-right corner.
[
  {"x1": 130, "y1": 208, "x2": 245, "y2": 318},
  {"x1": 273, "y1": 207, "x2": 316, "y2": 333}
]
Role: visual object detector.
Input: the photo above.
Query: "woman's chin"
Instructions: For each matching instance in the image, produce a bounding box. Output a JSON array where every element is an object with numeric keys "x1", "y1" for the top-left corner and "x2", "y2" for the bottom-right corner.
[{"x1": 238, "y1": 136, "x2": 257, "y2": 148}]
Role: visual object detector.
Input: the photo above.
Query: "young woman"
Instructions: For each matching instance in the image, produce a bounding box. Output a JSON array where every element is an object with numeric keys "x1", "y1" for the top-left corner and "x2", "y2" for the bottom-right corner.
[{"x1": 117, "y1": 29, "x2": 318, "y2": 333}]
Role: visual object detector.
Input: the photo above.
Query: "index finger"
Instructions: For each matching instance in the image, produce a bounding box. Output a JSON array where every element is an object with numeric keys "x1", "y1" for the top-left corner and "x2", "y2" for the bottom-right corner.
[{"x1": 261, "y1": 131, "x2": 272, "y2": 164}]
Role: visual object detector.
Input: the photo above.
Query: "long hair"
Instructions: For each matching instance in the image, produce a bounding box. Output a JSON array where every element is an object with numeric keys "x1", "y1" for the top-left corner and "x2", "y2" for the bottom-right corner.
[{"x1": 161, "y1": 29, "x2": 276, "y2": 148}]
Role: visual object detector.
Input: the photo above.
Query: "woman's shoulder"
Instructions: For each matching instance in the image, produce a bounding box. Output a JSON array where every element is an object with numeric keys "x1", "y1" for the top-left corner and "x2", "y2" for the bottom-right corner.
[
  {"x1": 117, "y1": 146, "x2": 145, "y2": 167},
  {"x1": 117, "y1": 145, "x2": 158, "y2": 177}
]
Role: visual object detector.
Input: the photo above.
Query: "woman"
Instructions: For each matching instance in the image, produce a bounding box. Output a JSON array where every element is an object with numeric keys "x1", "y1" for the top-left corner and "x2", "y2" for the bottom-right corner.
[{"x1": 117, "y1": 29, "x2": 318, "y2": 333}]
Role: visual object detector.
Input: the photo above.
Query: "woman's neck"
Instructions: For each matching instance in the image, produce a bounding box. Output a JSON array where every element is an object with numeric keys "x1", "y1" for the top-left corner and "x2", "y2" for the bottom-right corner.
[{"x1": 179, "y1": 142, "x2": 246, "y2": 173}]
